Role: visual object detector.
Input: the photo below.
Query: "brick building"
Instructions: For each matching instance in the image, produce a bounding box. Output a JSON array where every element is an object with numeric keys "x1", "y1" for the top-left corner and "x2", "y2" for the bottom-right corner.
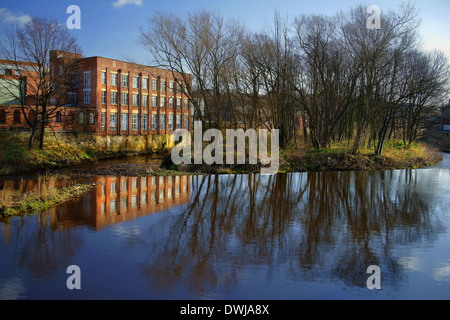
[
  {"x1": 59, "y1": 50, "x2": 192, "y2": 136},
  {"x1": 0, "y1": 51, "x2": 192, "y2": 148}
]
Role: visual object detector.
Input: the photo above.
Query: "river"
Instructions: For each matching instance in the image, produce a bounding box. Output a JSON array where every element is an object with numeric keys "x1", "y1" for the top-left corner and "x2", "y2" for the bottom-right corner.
[{"x1": 1, "y1": 153, "x2": 449, "y2": 300}]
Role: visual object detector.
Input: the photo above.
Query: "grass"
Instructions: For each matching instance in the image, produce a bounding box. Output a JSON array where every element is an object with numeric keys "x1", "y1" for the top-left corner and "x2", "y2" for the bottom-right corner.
[
  {"x1": 1, "y1": 131, "x2": 443, "y2": 177},
  {"x1": 162, "y1": 139, "x2": 443, "y2": 175},
  {"x1": 0, "y1": 134, "x2": 96, "y2": 176},
  {"x1": 280, "y1": 140, "x2": 443, "y2": 172},
  {"x1": 0, "y1": 174, "x2": 97, "y2": 217}
]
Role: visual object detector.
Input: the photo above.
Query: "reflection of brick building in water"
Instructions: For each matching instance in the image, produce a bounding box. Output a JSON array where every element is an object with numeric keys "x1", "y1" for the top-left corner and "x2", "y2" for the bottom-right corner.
[
  {"x1": 88, "y1": 175, "x2": 191, "y2": 229},
  {"x1": 0, "y1": 175, "x2": 191, "y2": 231}
]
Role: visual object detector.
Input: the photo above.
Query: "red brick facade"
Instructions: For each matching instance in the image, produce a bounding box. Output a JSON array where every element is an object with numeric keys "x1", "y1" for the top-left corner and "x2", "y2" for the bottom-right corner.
[{"x1": 0, "y1": 51, "x2": 192, "y2": 136}]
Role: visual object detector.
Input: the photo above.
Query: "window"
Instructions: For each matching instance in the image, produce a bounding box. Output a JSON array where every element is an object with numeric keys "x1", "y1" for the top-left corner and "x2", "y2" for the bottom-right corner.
[
  {"x1": 72, "y1": 74, "x2": 78, "y2": 88},
  {"x1": 122, "y1": 74, "x2": 128, "y2": 87},
  {"x1": 78, "y1": 112, "x2": 85, "y2": 124},
  {"x1": 141, "y1": 193, "x2": 147, "y2": 205},
  {"x1": 132, "y1": 113, "x2": 139, "y2": 131},
  {"x1": 121, "y1": 180, "x2": 128, "y2": 193},
  {"x1": 184, "y1": 114, "x2": 189, "y2": 130},
  {"x1": 160, "y1": 114, "x2": 166, "y2": 130},
  {"x1": 67, "y1": 111, "x2": 73, "y2": 124},
  {"x1": 0, "y1": 110, "x2": 5, "y2": 123},
  {"x1": 0, "y1": 68, "x2": 12, "y2": 75},
  {"x1": 121, "y1": 113, "x2": 129, "y2": 131},
  {"x1": 101, "y1": 91, "x2": 107, "y2": 104},
  {"x1": 142, "y1": 95, "x2": 149, "y2": 107},
  {"x1": 84, "y1": 72, "x2": 91, "y2": 88},
  {"x1": 111, "y1": 92, "x2": 118, "y2": 105},
  {"x1": 132, "y1": 94, "x2": 139, "y2": 106},
  {"x1": 111, "y1": 73, "x2": 118, "y2": 86},
  {"x1": 110, "y1": 182, "x2": 117, "y2": 194},
  {"x1": 131, "y1": 195, "x2": 137, "y2": 208},
  {"x1": 151, "y1": 114, "x2": 157, "y2": 130},
  {"x1": 110, "y1": 200, "x2": 117, "y2": 213},
  {"x1": 89, "y1": 112, "x2": 95, "y2": 124},
  {"x1": 13, "y1": 110, "x2": 21, "y2": 123},
  {"x1": 142, "y1": 113, "x2": 148, "y2": 130},
  {"x1": 59, "y1": 66, "x2": 63, "y2": 76},
  {"x1": 176, "y1": 115, "x2": 181, "y2": 129},
  {"x1": 168, "y1": 114, "x2": 174, "y2": 130},
  {"x1": 28, "y1": 110, "x2": 35, "y2": 124},
  {"x1": 50, "y1": 98, "x2": 56, "y2": 106},
  {"x1": 169, "y1": 81, "x2": 174, "y2": 92},
  {"x1": 110, "y1": 113, "x2": 118, "y2": 131},
  {"x1": 69, "y1": 92, "x2": 77, "y2": 105},
  {"x1": 143, "y1": 78, "x2": 149, "y2": 89},
  {"x1": 177, "y1": 82, "x2": 182, "y2": 92},
  {"x1": 101, "y1": 71, "x2": 106, "y2": 85},
  {"x1": 152, "y1": 96, "x2": 157, "y2": 108},
  {"x1": 101, "y1": 112, "x2": 106, "y2": 130},
  {"x1": 161, "y1": 80, "x2": 166, "y2": 92},
  {"x1": 133, "y1": 76, "x2": 139, "y2": 88},
  {"x1": 84, "y1": 90, "x2": 91, "y2": 104},
  {"x1": 169, "y1": 98, "x2": 174, "y2": 109},
  {"x1": 55, "y1": 111, "x2": 62, "y2": 123},
  {"x1": 184, "y1": 99, "x2": 189, "y2": 109},
  {"x1": 177, "y1": 98, "x2": 181, "y2": 109},
  {"x1": 152, "y1": 79, "x2": 157, "y2": 91},
  {"x1": 160, "y1": 97, "x2": 166, "y2": 108},
  {"x1": 121, "y1": 198, "x2": 127, "y2": 209},
  {"x1": 122, "y1": 92, "x2": 128, "y2": 105}
]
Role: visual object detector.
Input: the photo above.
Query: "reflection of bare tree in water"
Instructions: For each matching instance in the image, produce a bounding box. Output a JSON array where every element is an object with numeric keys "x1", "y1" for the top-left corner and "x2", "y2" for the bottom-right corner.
[
  {"x1": 296, "y1": 170, "x2": 442, "y2": 289},
  {"x1": 140, "y1": 170, "x2": 443, "y2": 297},
  {"x1": 6, "y1": 205, "x2": 82, "y2": 279}
]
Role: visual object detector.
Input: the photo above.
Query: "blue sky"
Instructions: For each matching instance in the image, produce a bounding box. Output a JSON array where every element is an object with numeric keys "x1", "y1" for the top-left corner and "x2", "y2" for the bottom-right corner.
[{"x1": 1, "y1": 0, "x2": 450, "y2": 65}]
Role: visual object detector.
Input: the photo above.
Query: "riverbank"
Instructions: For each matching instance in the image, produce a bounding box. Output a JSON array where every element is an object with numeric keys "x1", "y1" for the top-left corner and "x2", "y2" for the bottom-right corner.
[
  {"x1": 1, "y1": 133, "x2": 444, "y2": 179},
  {"x1": 0, "y1": 133, "x2": 164, "y2": 177},
  {"x1": 0, "y1": 175, "x2": 97, "y2": 217},
  {"x1": 157, "y1": 140, "x2": 443, "y2": 175}
]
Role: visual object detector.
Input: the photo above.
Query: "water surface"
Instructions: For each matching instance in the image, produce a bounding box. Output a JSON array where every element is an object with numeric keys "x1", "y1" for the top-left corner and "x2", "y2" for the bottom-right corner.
[{"x1": 1, "y1": 158, "x2": 450, "y2": 300}]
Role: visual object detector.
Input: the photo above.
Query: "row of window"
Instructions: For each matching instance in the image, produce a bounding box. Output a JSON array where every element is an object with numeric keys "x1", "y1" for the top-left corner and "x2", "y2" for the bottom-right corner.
[
  {"x1": 101, "y1": 112, "x2": 189, "y2": 131},
  {"x1": 101, "y1": 91, "x2": 188, "y2": 108},
  {"x1": 0, "y1": 109, "x2": 95, "y2": 125},
  {"x1": 100, "y1": 184, "x2": 188, "y2": 215},
  {"x1": 1, "y1": 109, "x2": 190, "y2": 131},
  {"x1": 74, "y1": 71, "x2": 184, "y2": 93},
  {"x1": 69, "y1": 89, "x2": 190, "y2": 107}
]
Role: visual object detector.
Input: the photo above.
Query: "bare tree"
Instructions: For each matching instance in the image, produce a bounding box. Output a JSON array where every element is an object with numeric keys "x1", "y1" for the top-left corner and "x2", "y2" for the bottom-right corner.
[
  {"x1": 139, "y1": 10, "x2": 244, "y2": 130},
  {"x1": 340, "y1": 3, "x2": 420, "y2": 154},
  {"x1": 399, "y1": 50, "x2": 450, "y2": 147},
  {"x1": 0, "y1": 16, "x2": 82, "y2": 150}
]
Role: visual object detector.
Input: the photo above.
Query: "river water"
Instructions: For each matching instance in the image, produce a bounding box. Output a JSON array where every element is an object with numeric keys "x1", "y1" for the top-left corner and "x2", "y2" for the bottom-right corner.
[{"x1": 1, "y1": 154, "x2": 450, "y2": 300}]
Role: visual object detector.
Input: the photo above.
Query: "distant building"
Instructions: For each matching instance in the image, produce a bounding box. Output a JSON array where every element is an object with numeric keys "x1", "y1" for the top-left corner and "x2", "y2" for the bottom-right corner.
[{"x1": 442, "y1": 103, "x2": 450, "y2": 132}]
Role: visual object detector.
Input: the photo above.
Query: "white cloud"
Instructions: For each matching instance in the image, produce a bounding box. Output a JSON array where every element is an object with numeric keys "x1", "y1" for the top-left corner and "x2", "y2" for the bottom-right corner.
[
  {"x1": 0, "y1": 8, "x2": 31, "y2": 25},
  {"x1": 112, "y1": 0, "x2": 143, "y2": 8},
  {"x1": 433, "y1": 264, "x2": 450, "y2": 282}
]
